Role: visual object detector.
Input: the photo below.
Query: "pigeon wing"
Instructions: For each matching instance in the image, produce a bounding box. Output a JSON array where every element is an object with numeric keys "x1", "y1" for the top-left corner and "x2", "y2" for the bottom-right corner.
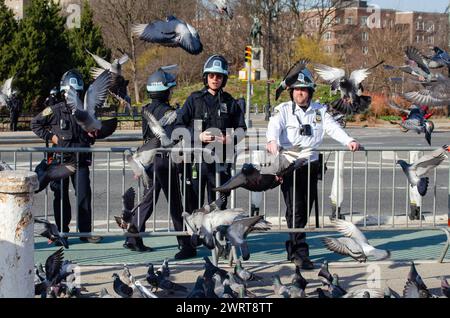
[
  {"x1": 1, "y1": 77, "x2": 13, "y2": 96},
  {"x1": 86, "y1": 50, "x2": 111, "y2": 71},
  {"x1": 45, "y1": 248, "x2": 64, "y2": 282},
  {"x1": 314, "y1": 64, "x2": 345, "y2": 83},
  {"x1": 142, "y1": 109, "x2": 173, "y2": 147},
  {"x1": 158, "y1": 109, "x2": 177, "y2": 127},
  {"x1": 406, "y1": 46, "x2": 430, "y2": 75},
  {"x1": 322, "y1": 237, "x2": 364, "y2": 257},
  {"x1": 283, "y1": 59, "x2": 310, "y2": 87},
  {"x1": 411, "y1": 147, "x2": 447, "y2": 176},
  {"x1": 349, "y1": 68, "x2": 370, "y2": 87},
  {"x1": 333, "y1": 219, "x2": 369, "y2": 245},
  {"x1": 122, "y1": 187, "x2": 135, "y2": 212},
  {"x1": 176, "y1": 21, "x2": 203, "y2": 55},
  {"x1": 84, "y1": 69, "x2": 112, "y2": 114},
  {"x1": 132, "y1": 18, "x2": 177, "y2": 44}
]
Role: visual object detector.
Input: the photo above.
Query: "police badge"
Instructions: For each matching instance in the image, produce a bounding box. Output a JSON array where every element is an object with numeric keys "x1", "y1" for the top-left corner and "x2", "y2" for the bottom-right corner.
[
  {"x1": 315, "y1": 110, "x2": 322, "y2": 123},
  {"x1": 220, "y1": 102, "x2": 228, "y2": 114}
]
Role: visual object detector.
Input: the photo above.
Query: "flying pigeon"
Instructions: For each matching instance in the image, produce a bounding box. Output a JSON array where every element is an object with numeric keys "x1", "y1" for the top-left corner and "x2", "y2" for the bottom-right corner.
[
  {"x1": 403, "y1": 76, "x2": 450, "y2": 106},
  {"x1": 65, "y1": 69, "x2": 117, "y2": 138},
  {"x1": 207, "y1": 0, "x2": 236, "y2": 19},
  {"x1": 34, "y1": 159, "x2": 76, "y2": 194},
  {"x1": 125, "y1": 110, "x2": 177, "y2": 188},
  {"x1": 213, "y1": 147, "x2": 313, "y2": 193},
  {"x1": 86, "y1": 50, "x2": 129, "y2": 79},
  {"x1": 429, "y1": 46, "x2": 450, "y2": 69},
  {"x1": 314, "y1": 61, "x2": 384, "y2": 115},
  {"x1": 34, "y1": 248, "x2": 65, "y2": 297},
  {"x1": 387, "y1": 101, "x2": 433, "y2": 145},
  {"x1": 132, "y1": 16, "x2": 203, "y2": 55},
  {"x1": 397, "y1": 145, "x2": 449, "y2": 196},
  {"x1": 216, "y1": 215, "x2": 271, "y2": 260},
  {"x1": 275, "y1": 59, "x2": 310, "y2": 101},
  {"x1": 35, "y1": 218, "x2": 69, "y2": 248},
  {"x1": 322, "y1": 219, "x2": 391, "y2": 262}
]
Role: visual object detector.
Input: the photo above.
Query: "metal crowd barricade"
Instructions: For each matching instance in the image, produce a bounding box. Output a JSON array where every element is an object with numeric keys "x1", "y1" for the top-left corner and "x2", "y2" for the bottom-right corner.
[{"x1": 0, "y1": 144, "x2": 449, "y2": 263}]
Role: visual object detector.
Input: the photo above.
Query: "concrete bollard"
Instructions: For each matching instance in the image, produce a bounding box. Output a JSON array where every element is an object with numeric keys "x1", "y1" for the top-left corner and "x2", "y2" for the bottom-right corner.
[{"x1": 0, "y1": 171, "x2": 38, "y2": 298}]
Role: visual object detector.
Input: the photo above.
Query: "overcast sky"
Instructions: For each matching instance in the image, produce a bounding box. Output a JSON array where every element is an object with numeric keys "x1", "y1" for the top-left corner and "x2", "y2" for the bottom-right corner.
[{"x1": 367, "y1": 0, "x2": 449, "y2": 13}]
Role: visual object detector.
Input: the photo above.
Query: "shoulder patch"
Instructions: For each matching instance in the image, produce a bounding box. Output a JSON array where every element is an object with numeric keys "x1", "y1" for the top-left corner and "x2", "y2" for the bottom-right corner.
[{"x1": 42, "y1": 107, "x2": 53, "y2": 117}]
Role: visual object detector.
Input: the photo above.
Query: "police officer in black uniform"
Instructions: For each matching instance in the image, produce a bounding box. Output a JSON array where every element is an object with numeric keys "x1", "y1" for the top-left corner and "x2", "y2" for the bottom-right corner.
[
  {"x1": 44, "y1": 87, "x2": 61, "y2": 107},
  {"x1": 31, "y1": 70, "x2": 102, "y2": 244},
  {"x1": 8, "y1": 91, "x2": 22, "y2": 132},
  {"x1": 175, "y1": 55, "x2": 247, "y2": 211},
  {"x1": 124, "y1": 67, "x2": 197, "y2": 259}
]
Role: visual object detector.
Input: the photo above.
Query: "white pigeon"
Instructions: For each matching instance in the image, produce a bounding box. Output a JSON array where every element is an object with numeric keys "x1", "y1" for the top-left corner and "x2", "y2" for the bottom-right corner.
[
  {"x1": 322, "y1": 219, "x2": 391, "y2": 262},
  {"x1": 134, "y1": 280, "x2": 158, "y2": 298},
  {"x1": 397, "y1": 145, "x2": 449, "y2": 196}
]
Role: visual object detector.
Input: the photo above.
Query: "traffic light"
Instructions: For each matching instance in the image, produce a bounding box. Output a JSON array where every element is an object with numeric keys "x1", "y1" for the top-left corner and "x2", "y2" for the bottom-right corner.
[{"x1": 245, "y1": 46, "x2": 252, "y2": 63}]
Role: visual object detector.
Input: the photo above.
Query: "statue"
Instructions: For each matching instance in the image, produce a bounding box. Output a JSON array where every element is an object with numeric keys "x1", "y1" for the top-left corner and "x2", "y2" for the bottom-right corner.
[{"x1": 250, "y1": 16, "x2": 262, "y2": 47}]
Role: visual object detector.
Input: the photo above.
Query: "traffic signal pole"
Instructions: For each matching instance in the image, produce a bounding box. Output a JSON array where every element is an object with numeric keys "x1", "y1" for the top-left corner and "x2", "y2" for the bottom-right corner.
[{"x1": 245, "y1": 46, "x2": 252, "y2": 129}]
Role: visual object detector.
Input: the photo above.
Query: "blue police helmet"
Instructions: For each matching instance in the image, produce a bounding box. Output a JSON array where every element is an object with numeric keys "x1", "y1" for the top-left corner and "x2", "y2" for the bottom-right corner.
[
  {"x1": 290, "y1": 68, "x2": 316, "y2": 91},
  {"x1": 202, "y1": 55, "x2": 229, "y2": 87},
  {"x1": 60, "y1": 69, "x2": 84, "y2": 92},
  {"x1": 146, "y1": 68, "x2": 177, "y2": 93}
]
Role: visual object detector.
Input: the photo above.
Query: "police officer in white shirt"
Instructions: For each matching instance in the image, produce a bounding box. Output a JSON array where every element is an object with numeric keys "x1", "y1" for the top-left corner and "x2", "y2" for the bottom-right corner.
[{"x1": 266, "y1": 67, "x2": 361, "y2": 269}]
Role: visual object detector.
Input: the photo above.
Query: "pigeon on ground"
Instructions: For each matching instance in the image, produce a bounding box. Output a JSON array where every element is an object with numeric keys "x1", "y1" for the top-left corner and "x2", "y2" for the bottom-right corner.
[
  {"x1": 213, "y1": 147, "x2": 313, "y2": 193},
  {"x1": 342, "y1": 288, "x2": 384, "y2": 298},
  {"x1": 0, "y1": 161, "x2": 13, "y2": 171},
  {"x1": 292, "y1": 266, "x2": 309, "y2": 290},
  {"x1": 186, "y1": 276, "x2": 207, "y2": 298},
  {"x1": 403, "y1": 280, "x2": 433, "y2": 298},
  {"x1": 322, "y1": 219, "x2": 391, "y2": 262},
  {"x1": 318, "y1": 260, "x2": 333, "y2": 287},
  {"x1": 383, "y1": 286, "x2": 401, "y2": 298},
  {"x1": 132, "y1": 16, "x2": 203, "y2": 55},
  {"x1": 145, "y1": 262, "x2": 186, "y2": 294},
  {"x1": 203, "y1": 256, "x2": 229, "y2": 280},
  {"x1": 441, "y1": 277, "x2": 449, "y2": 298},
  {"x1": 329, "y1": 274, "x2": 347, "y2": 298},
  {"x1": 34, "y1": 159, "x2": 77, "y2": 194},
  {"x1": 397, "y1": 145, "x2": 449, "y2": 196},
  {"x1": 112, "y1": 273, "x2": 133, "y2": 298},
  {"x1": 233, "y1": 260, "x2": 263, "y2": 284},
  {"x1": 35, "y1": 218, "x2": 69, "y2": 248},
  {"x1": 156, "y1": 258, "x2": 170, "y2": 279},
  {"x1": 316, "y1": 287, "x2": 330, "y2": 298},
  {"x1": 134, "y1": 280, "x2": 158, "y2": 298},
  {"x1": 387, "y1": 101, "x2": 433, "y2": 145},
  {"x1": 275, "y1": 59, "x2": 311, "y2": 101},
  {"x1": 314, "y1": 61, "x2": 384, "y2": 115},
  {"x1": 272, "y1": 275, "x2": 290, "y2": 298},
  {"x1": 216, "y1": 216, "x2": 271, "y2": 260},
  {"x1": 65, "y1": 69, "x2": 117, "y2": 138},
  {"x1": 407, "y1": 262, "x2": 428, "y2": 291}
]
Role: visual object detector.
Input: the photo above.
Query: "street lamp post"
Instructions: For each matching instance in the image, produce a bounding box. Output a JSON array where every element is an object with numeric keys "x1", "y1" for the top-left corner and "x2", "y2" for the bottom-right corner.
[{"x1": 265, "y1": 7, "x2": 272, "y2": 121}]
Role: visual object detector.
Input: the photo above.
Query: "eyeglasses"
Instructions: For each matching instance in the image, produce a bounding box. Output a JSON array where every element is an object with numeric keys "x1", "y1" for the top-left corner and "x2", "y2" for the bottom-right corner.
[{"x1": 208, "y1": 73, "x2": 223, "y2": 79}]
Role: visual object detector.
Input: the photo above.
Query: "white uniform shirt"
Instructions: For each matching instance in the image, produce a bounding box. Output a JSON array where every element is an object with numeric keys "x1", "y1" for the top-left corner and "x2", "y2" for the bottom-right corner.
[{"x1": 266, "y1": 101, "x2": 354, "y2": 162}]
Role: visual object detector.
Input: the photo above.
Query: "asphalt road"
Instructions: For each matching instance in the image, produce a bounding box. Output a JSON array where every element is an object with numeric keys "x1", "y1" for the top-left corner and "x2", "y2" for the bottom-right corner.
[{"x1": 1, "y1": 127, "x2": 448, "y2": 230}]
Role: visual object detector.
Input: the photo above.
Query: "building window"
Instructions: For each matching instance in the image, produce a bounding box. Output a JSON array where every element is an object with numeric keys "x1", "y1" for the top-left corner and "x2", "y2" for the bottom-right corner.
[
  {"x1": 416, "y1": 35, "x2": 420, "y2": 43},
  {"x1": 335, "y1": 17, "x2": 341, "y2": 24},
  {"x1": 428, "y1": 36, "x2": 434, "y2": 44},
  {"x1": 362, "y1": 46, "x2": 369, "y2": 55},
  {"x1": 346, "y1": 17, "x2": 353, "y2": 25},
  {"x1": 324, "y1": 17, "x2": 332, "y2": 25},
  {"x1": 362, "y1": 32, "x2": 369, "y2": 41},
  {"x1": 361, "y1": 16, "x2": 368, "y2": 26},
  {"x1": 324, "y1": 31, "x2": 332, "y2": 40},
  {"x1": 325, "y1": 46, "x2": 333, "y2": 53},
  {"x1": 427, "y1": 23, "x2": 434, "y2": 32}
]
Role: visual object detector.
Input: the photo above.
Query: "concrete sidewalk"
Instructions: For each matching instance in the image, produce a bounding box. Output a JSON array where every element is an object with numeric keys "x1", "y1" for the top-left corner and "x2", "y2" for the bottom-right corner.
[{"x1": 34, "y1": 228, "x2": 450, "y2": 298}]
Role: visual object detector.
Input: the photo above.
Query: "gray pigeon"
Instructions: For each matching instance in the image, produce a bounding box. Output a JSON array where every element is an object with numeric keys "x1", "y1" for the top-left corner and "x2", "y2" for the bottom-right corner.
[
  {"x1": 322, "y1": 219, "x2": 391, "y2": 262},
  {"x1": 65, "y1": 69, "x2": 117, "y2": 138},
  {"x1": 132, "y1": 16, "x2": 203, "y2": 55},
  {"x1": 387, "y1": 101, "x2": 433, "y2": 145},
  {"x1": 125, "y1": 110, "x2": 177, "y2": 188},
  {"x1": 314, "y1": 61, "x2": 384, "y2": 115},
  {"x1": 441, "y1": 276, "x2": 449, "y2": 298},
  {"x1": 134, "y1": 280, "x2": 158, "y2": 298},
  {"x1": 99, "y1": 288, "x2": 114, "y2": 298},
  {"x1": 213, "y1": 147, "x2": 313, "y2": 193},
  {"x1": 186, "y1": 276, "x2": 207, "y2": 298},
  {"x1": 275, "y1": 59, "x2": 310, "y2": 101},
  {"x1": 112, "y1": 273, "x2": 133, "y2": 298},
  {"x1": 397, "y1": 145, "x2": 449, "y2": 196},
  {"x1": 86, "y1": 50, "x2": 129, "y2": 78},
  {"x1": 272, "y1": 275, "x2": 290, "y2": 298},
  {"x1": 217, "y1": 216, "x2": 271, "y2": 260},
  {"x1": 233, "y1": 260, "x2": 263, "y2": 284},
  {"x1": 342, "y1": 288, "x2": 384, "y2": 298},
  {"x1": 35, "y1": 218, "x2": 69, "y2": 249},
  {"x1": 403, "y1": 76, "x2": 450, "y2": 106},
  {"x1": 34, "y1": 159, "x2": 77, "y2": 194},
  {"x1": 34, "y1": 248, "x2": 64, "y2": 297},
  {"x1": 318, "y1": 260, "x2": 333, "y2": 287}
]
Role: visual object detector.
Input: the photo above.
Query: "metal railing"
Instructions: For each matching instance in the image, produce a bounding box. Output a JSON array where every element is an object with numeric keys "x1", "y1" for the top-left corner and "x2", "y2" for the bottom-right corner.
[{"x1": 0, "y1": 145, "x2": 448, "y2": 262}]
